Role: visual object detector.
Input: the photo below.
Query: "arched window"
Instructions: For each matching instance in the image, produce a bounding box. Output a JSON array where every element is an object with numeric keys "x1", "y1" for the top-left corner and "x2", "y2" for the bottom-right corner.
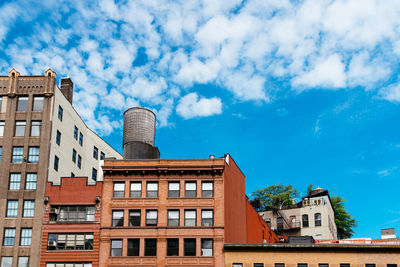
[
  {"x1": 315, "y1": 213, "x2": 322, "y2": 226},
  {"x1": 302, "y1": 214, "x2": 309, "y2": 227}
]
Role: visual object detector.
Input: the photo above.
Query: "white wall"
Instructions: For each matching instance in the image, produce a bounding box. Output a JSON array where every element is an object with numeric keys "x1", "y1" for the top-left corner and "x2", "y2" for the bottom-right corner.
[{"x1": 47, "y1": 85, "x2": 122, "y2": 184}]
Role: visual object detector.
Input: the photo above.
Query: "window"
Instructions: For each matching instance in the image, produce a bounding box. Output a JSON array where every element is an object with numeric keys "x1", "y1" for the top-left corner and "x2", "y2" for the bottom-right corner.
[
  {"x1": 58, "y1": 105, "x2": 63, "y2": 121},
  {"x1": 30, "y1": 121, "x2": 41, "y2": 136},
  {"x1": 56, "y1": 130, "x2": 61, "y2": 145},
  {"x1": 146, "y1": 210, "x2": 157, "y2": 226},
  {"x1": 33, "y1": 96, "x2": 44, "y2": 111},
  {"x1": 54, "y1": 156, "x2": 59, "y2": 171},
  {"x1": 112, "y1": 210, "x2": 124, "y2": 226},
  {"x1": 23, "y1": 200, "x2": 35, "y2": 217},
  {"x1": 25, "y1": 173, "x2": 37, "y2": 190},
  {"x1": 18, "y1": 257, "x2": 29, "y2": 267},
  {"x1": 91, "y1": 168, "x2": 97, "y2": 181},
  {"x1": 74, "y1": 126, "x2": 78, "y2": 140},
  {"x1": 129, "y1": 210, "x2": 141, "y2": 226},
  {"x1": 387, "y1": 265, "x2": 397, "y2": 267},
  {"x1": 48, "y1": 233, "x2": 93, "y2": 250},
  {"x1": 144, "y1": 239, "x2": 157, "y2": 256},
  {"x1": 185, "y1": 210, "x2": 196, "y2": 226},
  {"x1": 339, "y1": 265, "x2": 350, "y2": 267},
  {"x1": 233, "y1": 264, "x2": 243, "y2": 267},
  {"x1": 168, "y1": 182, "x2": 180, "y2": 197},
  {"x1": 50, "y1": 206, "x2": 95, "y2": 222},
  {"x1": 12, "y1": 146, "x2": 24, "y2": 163},
  {"x1": 254, "y1": 264, "x2": 264, "y2": 267},
  {"x1": 6, "y1": 200, "x2": 18, "y2": 217},
  {"x1": 147, "y1": 182, "x2": 158, "y2": 198},
  {"x1": 185, "y1": 182, "x2": 196, "y2": 197},
  {"x1": 298, "y1": 264, "x2": 308, "y2": 267},
  {"x1": 202, "y1": 182, "x2": 213, "y2": 197},
  {"x1": 3, "y1": 228, "x2": 15, "y2": 246},
  {"x1": 1, "y1": 257, "x2": 12, "y2": 267},
  {"x1": 93, "y1": 146, "x2": 98, "y2": 159},
  {"x1": 15, "y1": 121, "x2": 26, "y2": 136},
  {"x1": 275, "y1": 264, "x2": 285, "y2": 267},
  {"x1": 71, "y1": 172, "x2": 75, "y2": 177},
  {"x1": 130, "y1": 182, "x2": 141, "y2": 198},
  {"x1": 0, "y1": 96, "x2": 2, "y2": 111},
  {"x1": 184, "y1": 238, "x2": 196, "y2": 256},
  {"x1": 315, "y1": 213, "x2": 322, "y2": 226},
  {"x1": 302, "y1": 214, "x2": 309, "y2": 227},
  {"x1": 319, "y1": 265, "x2": 328, "y2": 267},
  {"x1": 9, "y1": 173, "x2": 21, "y2": 190},
  {"x1": 100, "y1": 152, "x2": 105, "y2": 160},
  {"x1": 72, "y1": 149, "x2": 77, "y2": 163},
  {"x1": 201, "y1": 239, "x2": 213, "y2": 256},
  {"x1": 0, "y1": 146, "x2": 2, "y2": 162},
  {"x1": 365, "y1": 265, "x2": 376, "y2": 267},
  {"x1": 77, "y1": 155, "x2": 81, "y2": 169},
  {"x1": 20, "y1": 228, "x2": 32, "y2": 246},
  {"x1": 0, "y1": 121, "x2": 4, "y2": 136},
  {"x1": 201, "y1": 210, "x2": 213, "y2": 226},
  {"x1": 79, "y1": 132, "x2": 83, "y2": 146},
  {"x1": 28, "y1": 146, "x2": 39, "y2": 163},
  {"x1": 113, "y1": 182, "x2": 125, "y2": 198},
  {"x1": 128, "y1": 239, "x2": 140, "y2": 256},
  {"x1": 46, "y1": 263, "x2": 92, "y2": 267},
  {"x1": 167, "y1": 238, "x2": 179, "y2": 256},
  {"x1": 168, "y1": 210, "x2": 179, "y2": 226},
  {"x1": 17, "y1": 96, "x2": 28, "y2": 111}
]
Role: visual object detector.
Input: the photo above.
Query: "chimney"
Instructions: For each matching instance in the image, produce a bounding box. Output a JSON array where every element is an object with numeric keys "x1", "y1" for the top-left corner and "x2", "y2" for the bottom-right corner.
[
  {"x1": 122, "y1": 107, "x2": 160, "y2": 159},
  {"x1": 60, "y1": 77, "x2": 73, "y2": 104},
  {"x1": 381, "y1": 228, "x2": 396, "y2": 239}
]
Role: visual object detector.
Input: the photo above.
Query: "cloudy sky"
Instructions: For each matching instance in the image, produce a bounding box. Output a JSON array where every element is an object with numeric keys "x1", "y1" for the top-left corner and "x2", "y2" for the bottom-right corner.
[{"x1": 2, "y1": 0, "x2": 400, "y2": 238}]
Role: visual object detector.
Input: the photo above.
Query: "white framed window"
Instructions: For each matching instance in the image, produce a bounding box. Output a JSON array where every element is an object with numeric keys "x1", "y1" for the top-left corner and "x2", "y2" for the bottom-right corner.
[
  {"x1": 113, "y1": 182, "x2": 125, "y2": 198},
  {"x1": 130, "y1": 182, "x2": 141, "y2": 198},
  {"x1": 168, "y1": 182, "x2": 180, "y2": 197},
  {"x1": 185, "y1": 182, "x2": 196, "y2": 197},
  {"x1": 146, "y1": 182, "x2": 158, "y2": 198}
]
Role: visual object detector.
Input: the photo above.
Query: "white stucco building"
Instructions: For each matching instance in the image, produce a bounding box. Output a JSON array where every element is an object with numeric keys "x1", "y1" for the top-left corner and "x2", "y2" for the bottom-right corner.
[{"x1": 259, "y1": 187, "x2": 337, "y2": 240}]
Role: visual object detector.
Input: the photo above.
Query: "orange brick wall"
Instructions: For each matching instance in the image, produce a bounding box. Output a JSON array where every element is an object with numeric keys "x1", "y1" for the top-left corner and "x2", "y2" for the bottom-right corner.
[
  {"x1": 223, "y1": 156, "x2": 248, "y2": 243},
  {"x1": 246, "y1": 201, "x2": 279, "y2": 243}
]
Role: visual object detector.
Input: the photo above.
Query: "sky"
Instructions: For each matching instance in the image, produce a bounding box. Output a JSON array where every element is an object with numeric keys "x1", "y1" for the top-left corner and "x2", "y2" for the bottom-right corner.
[{"x1": 1, "y1": 0, "x2": 400, "y2": 239}]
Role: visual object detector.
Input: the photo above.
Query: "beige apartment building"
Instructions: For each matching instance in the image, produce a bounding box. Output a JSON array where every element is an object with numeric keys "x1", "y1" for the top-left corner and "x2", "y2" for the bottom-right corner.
[
  {"x1": 259, "y1": 187, "x2": 337, "y2": 239},
  {"x1": 0, "y1": 69, "x2": 121, "y2": 267},
  {"x1": 224, "y1": 243, "x2": 400, "y2": 267}
]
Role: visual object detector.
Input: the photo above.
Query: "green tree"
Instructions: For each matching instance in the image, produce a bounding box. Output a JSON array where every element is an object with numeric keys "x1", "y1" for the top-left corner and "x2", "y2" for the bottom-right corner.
[
  {"x1": 331, "y1": 196, "x2": 357, "y2": 239},
  {"x1": 251, "y1": 184, "x2": 298, "y2": 211},
  {"x1": 305, "y1": 184, "x2": 314, "y2": 195}
]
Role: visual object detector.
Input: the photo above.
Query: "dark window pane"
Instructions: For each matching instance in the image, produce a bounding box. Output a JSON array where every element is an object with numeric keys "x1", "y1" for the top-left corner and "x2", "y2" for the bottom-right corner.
[
  {"x1": 111, "y1": 239, "x2": 122, "y2": 256},
  {"x1": 56, "y1": 130, "x2": 61, "y2": 145},
  {"x1": 302, "y1": 214, "x2": 309, "y2": 227},
  {"x1": 167, "y1": 239, "x2": 179, "y2": 256},
  {"x1": 201, "y1": 239, "x2": 213, "y2": 256},
  {"x1": 112, "y1": 211, "x2": 124, "y2": 226},
  {"x1": 185, "y1": 182, "x2": 196, "y2": 197},
  {"x1": 184, "y1": 239, "x2": 196, "y2": 256},
  {"x1": 113, "y1": 182, "x2": 125, "y2": 198},
  {"x1": 298, "y1": 264, "x2": 308, "y2": 267},
  {"x1": 145, "y1": 239, "x2": 157, "y2": 256},
  {"x1": 93, "y1": 146, "x2": 98, "y2": 159},
  {"x1": 100, "y1": 152, "x2": 105, "y2": 160},
  {"x1": 201, "y1": 210, "x2": 213, "y2": 226},
  {"x1": 129, "y1": 210, "x2": 141, "y2": 226},
  {"x1": 254, "y1": 264, "x2": 264, "y2": 267},
  {"x1": 77, "y1": 155, "x2": 81, "y2": 168},
  {"x1": 275, "y1": 264, "x2": 285, "y2": 267},
  {"x1": 54, "y1": 156, "x2": 59, "y2": 171},
  {"x1": 315, "y1": 213, "x2": 321, "y2": 226},
  {"x1": 58, "y1": 106, "x2": 63, "y2": 121},
  {"x1": 92, "y1": 168, "x2": 97, "y2": 181},
  {"x1": 79, "y1": 132, "x2": 83, "y2": 146},
  {"x1": 128, "y1": 239, "x2": 139, "y2": 256}
]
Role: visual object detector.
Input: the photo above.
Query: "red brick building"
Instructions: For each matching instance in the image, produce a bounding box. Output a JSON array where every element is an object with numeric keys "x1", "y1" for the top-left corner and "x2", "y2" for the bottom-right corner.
[
  {"x1": 99, "y1": 154, "x2": 278, "y2": 267},
  {"x1": 40, "y1": 177, "x2": 102, "y2": 267}
]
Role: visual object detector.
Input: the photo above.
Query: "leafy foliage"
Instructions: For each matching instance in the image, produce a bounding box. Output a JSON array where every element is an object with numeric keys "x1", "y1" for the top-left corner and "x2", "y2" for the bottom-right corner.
[
  {"x1": 331, "y1": 196, "x2": 357, "y2": 239},
  {"x1": 251, "y1": 184, "x2": 298, "y2": 211}
]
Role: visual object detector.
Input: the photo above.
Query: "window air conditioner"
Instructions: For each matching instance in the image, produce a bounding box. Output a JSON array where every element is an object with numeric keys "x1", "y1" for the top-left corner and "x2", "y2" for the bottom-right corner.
[{"x1": 48, "y1": 240, "x2": 57, "y2": 247}]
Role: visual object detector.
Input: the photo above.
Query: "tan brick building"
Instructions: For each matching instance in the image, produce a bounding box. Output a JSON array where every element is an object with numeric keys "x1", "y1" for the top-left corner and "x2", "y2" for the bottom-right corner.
[
  {"x1": 224, "y1": 243, "x2": 400, "y2": 267},
  {"x1": 99, "y1": 155, "x2": 278, "y2": 267},
  {"x1": 0, "y1": 69, "x2": 120, "y2": 267}
]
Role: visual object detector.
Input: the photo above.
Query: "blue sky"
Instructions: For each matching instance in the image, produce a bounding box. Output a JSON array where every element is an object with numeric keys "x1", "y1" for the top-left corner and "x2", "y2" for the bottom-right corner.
[{"x1": 2, "y1": 0, "x2": 400, "y2": 239}]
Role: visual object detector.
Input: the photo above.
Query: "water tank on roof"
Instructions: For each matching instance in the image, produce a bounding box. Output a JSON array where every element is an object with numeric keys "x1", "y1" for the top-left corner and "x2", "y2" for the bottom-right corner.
[{"x1": 122, "y1": 107, "x2": 160, "y2": 159}]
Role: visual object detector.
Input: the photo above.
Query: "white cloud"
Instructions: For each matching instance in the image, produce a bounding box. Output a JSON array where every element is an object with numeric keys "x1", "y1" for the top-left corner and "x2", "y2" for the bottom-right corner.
[
  {"x1": 3, "y1": 0, "x2": 400, "y2": 134},
  {"x1": 292, "y1": 54, "x2": 346, "y2": 89},
  {"x1": 176, "y1": 93, "x2": 222, "y2": 119}
]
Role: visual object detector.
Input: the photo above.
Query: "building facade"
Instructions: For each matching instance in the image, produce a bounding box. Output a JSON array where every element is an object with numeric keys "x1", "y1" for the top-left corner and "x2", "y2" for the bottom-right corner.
[
  {"x1": 40, "y1": 177, "x2": 102, "y2": 267},
  {"x1": 260, "y1": 187, "x2": 337, "y2": 239},
  {"x1": 224, "y1": 243, "x2": 400, "y2": 267},
  {"x1": 0, "y1": 69, "x2": 121, "y2": 267},
  {"x1": 99, "y1": 154, "x2": 278, "y2": 267}
]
